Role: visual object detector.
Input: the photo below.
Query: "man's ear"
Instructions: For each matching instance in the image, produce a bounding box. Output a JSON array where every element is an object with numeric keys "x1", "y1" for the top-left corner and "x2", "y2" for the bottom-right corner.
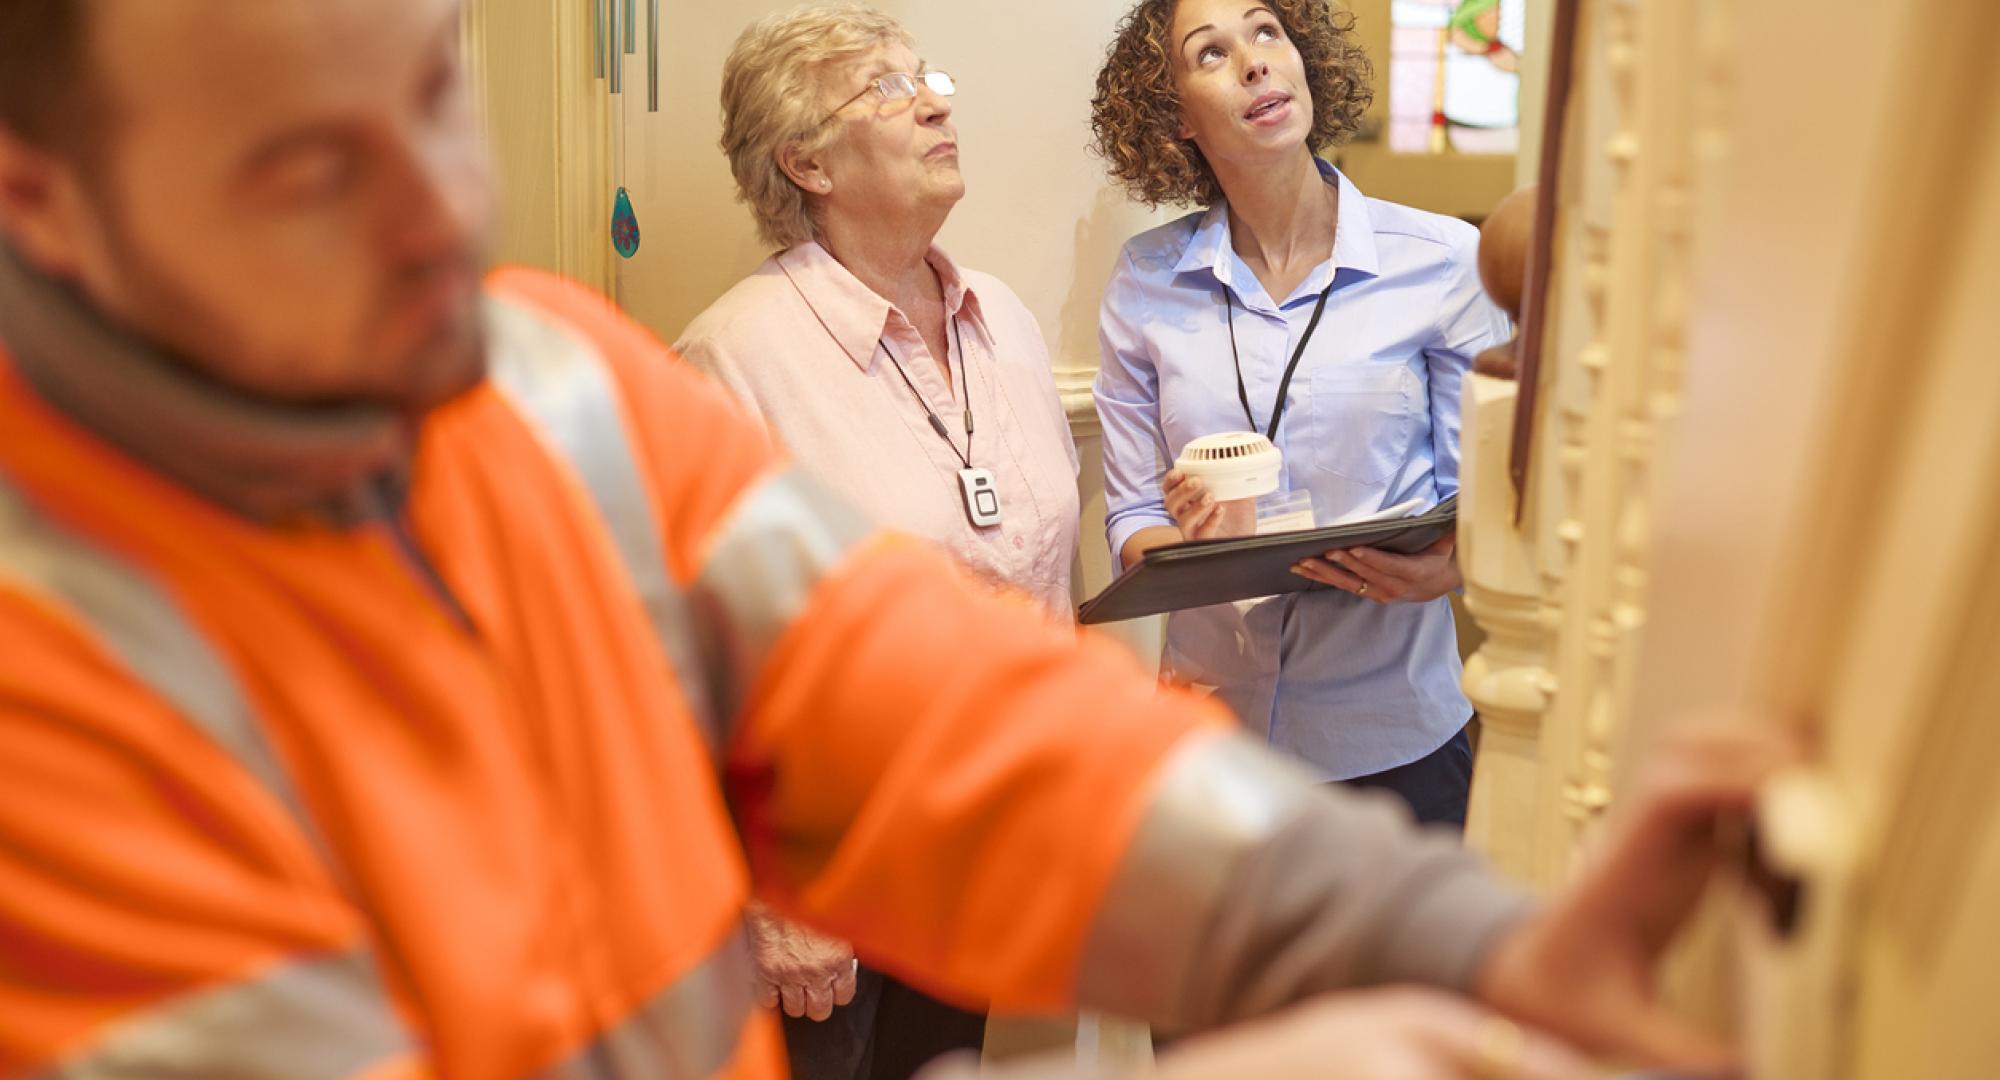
[
  {"x1": 777, "y1": 141, "x2": 831, "y2": 196},
  {"x1": 0, "y1": 126, "x2": 92, "y2": 278}
]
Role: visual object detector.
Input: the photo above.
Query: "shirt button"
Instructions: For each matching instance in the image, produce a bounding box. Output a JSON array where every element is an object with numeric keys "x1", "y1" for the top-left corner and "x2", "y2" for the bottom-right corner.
[{"x1": 1013, "y1": 536, "x2": 1025, "y2": 550}]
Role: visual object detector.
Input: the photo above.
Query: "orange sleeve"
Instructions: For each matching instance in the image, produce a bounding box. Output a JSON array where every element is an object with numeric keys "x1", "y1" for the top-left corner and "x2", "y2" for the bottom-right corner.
[
  {"x1": 0, "y1": 589, "x2": 394, "y2": 1076},
  {"x1": 488, "y1": 267, "x2": 1233, "y2": 1012},
  {"x1": 729, "y1": 542, "x2": 1229, "y2": 1012}
]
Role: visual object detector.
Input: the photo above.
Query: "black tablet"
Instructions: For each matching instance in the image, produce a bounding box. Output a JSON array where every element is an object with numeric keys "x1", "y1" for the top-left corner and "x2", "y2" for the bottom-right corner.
[{"x1": 1077, "y1": 496, "x2": 1459, "y2": 625}]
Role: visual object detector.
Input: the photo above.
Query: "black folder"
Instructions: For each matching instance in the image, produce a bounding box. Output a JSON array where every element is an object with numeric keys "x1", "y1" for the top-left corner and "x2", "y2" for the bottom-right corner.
[{"x1": 1077, "y1": 496, "x2": 1459, "y2": 625}]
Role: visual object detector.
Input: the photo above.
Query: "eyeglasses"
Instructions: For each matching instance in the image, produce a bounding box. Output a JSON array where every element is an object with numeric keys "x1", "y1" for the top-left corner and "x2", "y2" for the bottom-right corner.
[{"x1": 824, "y1": 70, "x2": 957, "y2": 122}]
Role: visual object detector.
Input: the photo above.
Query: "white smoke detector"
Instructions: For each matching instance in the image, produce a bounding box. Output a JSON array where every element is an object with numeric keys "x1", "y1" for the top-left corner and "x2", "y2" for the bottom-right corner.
[{"x1": 1175, "y1": 431, "x2": 1283, "y2": 501}]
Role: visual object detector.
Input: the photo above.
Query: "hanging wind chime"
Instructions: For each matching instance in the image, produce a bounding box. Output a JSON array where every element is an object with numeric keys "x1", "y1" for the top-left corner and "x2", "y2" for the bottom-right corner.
[{"x1": 596, "y1": 0, "x2": 661, "y2": 259}]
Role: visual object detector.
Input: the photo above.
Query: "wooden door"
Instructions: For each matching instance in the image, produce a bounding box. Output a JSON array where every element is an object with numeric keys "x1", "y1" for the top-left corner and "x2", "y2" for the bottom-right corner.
[
  {"x1": 1625, "y1": 1, "x2": 2000, "y2": 1075},
  {"x1": 462, "y1": 0, "x2": 612, "y2": 294}
]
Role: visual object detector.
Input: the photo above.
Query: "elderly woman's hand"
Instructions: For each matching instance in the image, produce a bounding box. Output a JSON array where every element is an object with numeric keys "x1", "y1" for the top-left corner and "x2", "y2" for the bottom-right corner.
[
  {"x1": 1162, "y1": 469, "x2": 1257, "y2": 542},
  {"x1": 1291, "y1": 532, "x2": 1462, "y2": 604},
  {"x1": 747, "y1": 904, "x2": 858, "y2": 1022}
]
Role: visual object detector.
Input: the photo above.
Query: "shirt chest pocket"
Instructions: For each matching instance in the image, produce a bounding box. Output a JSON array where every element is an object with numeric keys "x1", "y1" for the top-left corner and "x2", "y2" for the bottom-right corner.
[{"x1": 1296, "y1": 361, "x2": 1421, "y2": 485}]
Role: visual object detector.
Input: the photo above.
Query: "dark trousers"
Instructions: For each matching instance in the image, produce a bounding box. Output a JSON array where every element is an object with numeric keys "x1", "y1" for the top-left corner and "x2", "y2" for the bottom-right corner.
[
  {"x1": 1338, "y1": 721, "x2": 1476, "y2": 830},
  {"x1": 780, "y1": 966, "x2": 986, "y2": 1080}
]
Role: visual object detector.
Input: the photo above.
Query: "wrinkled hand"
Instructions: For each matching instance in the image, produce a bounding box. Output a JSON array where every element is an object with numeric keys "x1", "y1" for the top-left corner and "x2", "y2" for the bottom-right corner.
[
  {"x1": 1475, "y1": 723, "x2": 1800, "y2": 1073},
  {"x1": 748, "y1": 906, "x2": 857, "y2": 1022},
  {"x1": 1151, "y1": 988, "x2": 1600, "y2": 1080},
  {"x1": 1162, "y1": 470, "x2": 1256, "y2": 541},
  {"x1": 1292, "y1": 532, "x2": 1462, "y2": 604}
]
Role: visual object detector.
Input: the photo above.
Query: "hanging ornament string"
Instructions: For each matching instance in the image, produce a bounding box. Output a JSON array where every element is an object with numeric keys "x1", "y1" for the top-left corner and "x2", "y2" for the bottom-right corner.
[{"x1": 609, "y1": 0, "x2": 642, "y2": 260}]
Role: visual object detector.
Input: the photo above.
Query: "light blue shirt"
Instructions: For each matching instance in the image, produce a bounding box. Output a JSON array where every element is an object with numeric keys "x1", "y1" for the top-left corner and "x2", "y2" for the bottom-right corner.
[{"x1": 1094, "y1": 163, "x2": 1508, "y2": 781}]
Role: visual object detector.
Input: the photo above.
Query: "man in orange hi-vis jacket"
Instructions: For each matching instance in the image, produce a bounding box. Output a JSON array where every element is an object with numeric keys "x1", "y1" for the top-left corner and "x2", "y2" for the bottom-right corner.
[{"x1": 0, "y1": 2, "x2": 1786, "y2": 1079}]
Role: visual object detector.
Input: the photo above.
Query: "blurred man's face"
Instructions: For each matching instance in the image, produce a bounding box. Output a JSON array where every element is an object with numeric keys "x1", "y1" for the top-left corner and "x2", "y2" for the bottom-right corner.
[{"x1": 6, "y1": 0, "x2": 494, "y2": 410}]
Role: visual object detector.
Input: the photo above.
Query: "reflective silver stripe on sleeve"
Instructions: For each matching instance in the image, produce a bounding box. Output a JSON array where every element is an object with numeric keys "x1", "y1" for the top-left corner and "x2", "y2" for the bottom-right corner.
[
  {"x1": 0, "y1": 479, "x2": 315, "y2": 834},
  {"x1": 484, "y1": 295, "x2": 726, "y2": 749},
  {"x1": 534, "y1": 930, "x2": 756, "y2": 1080},
  {"x1": 690, "y1": 469, "x2": 873, "y2": 726},
  {"x1": 1072, "y1": 733, "x2": 1318, "y2": 1029},
  {"x1": 1075, "y1": 733, "x2": 1535, "y2": 1033},
  {"x1": 39, "y1": 949, "x2": 410, "y2": 1080}
]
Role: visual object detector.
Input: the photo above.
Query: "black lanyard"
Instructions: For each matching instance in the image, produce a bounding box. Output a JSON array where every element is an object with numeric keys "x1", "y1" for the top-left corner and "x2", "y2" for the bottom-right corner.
[
  {"x1": 1226, "y1": 281, "x2": 1336, "y2": 441},
  {"x1": 880, "y1": 317, "x2": 974, "y2": 468}
]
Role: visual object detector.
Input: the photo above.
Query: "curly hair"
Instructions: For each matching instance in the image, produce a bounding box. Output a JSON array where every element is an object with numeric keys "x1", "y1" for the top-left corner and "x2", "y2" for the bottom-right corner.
[{"x1": 1090, "y1": 0, "x2": 1373, "y2": 208}]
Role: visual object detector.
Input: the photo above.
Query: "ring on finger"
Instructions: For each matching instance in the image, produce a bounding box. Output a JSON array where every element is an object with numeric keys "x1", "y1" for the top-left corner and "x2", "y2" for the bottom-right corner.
[
  {"x1": 1470, "y1": 1016, "x2": 1526, "y2": 1080},
  {"x1": 1356, "y1": 581, "x2": 1369, "y2": 596}
]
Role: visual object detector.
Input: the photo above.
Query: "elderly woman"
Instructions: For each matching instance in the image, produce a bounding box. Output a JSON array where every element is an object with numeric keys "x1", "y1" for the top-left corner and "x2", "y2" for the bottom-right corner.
[
  {"x1": 1089, "y1": 0, "x2": 1510, "y2": 828},
  {"x1": 675, "y1": 4, "x2": 1080, "y2": 1077}
]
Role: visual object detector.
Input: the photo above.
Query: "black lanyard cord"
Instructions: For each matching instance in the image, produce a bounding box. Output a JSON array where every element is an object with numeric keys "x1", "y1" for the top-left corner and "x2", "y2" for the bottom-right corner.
[
  {"x1": 1227, "y1": 280, "x2": 1336, "y2": 441},
  {"x1": 881, "y1": 316, "x2": 974, "y2": 469}
]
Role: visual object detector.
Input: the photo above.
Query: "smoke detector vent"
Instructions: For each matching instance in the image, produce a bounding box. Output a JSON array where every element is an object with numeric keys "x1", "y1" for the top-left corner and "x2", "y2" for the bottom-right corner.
[{"x1": 1175, "y1": 432, "x2": 1283, "y2": 501}]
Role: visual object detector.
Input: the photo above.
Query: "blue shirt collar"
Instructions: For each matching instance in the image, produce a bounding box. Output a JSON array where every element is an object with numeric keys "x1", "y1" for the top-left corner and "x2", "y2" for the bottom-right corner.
[{"x1": 1172, "y1": 159, "x2": 1381, "y2": 303}]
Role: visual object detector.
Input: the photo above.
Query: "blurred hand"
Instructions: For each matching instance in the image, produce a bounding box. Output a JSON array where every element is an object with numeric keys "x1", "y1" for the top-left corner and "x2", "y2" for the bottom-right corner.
[
  {"x1": 1162, "y1": 470, "x2": 1256, "y2": 542},
  {"x1": 1292, "y1": 532, "x2": 1462, "y2": 604},
  {"x1": 747, "y1": 905, "x2": 858, "y2": 1022},
  {"x1": 1474, "y1": 724, "x2": 1800, "y2": 1074},
  {"x1": 1154, "y1": 988, "x2": 1602, "y2": 1080}
]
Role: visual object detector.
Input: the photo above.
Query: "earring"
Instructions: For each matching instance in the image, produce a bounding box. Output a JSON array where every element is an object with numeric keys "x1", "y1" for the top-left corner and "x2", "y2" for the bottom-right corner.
[{"x1": 819, "y1": 179, "x2": 832, "y2": 191}]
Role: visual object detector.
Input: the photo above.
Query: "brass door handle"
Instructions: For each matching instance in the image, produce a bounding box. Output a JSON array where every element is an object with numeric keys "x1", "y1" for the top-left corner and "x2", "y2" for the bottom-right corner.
[
  {"x1": 1745, "y1": 820, "x2": 1807, "y2": 940},
  {"x1": 1743, "y1": 768, "x2": 1848, "y2": 943}
]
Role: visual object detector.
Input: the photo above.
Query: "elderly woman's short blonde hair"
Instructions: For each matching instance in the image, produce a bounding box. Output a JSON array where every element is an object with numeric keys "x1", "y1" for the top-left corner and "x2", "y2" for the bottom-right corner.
[{"x1": 720, "y1": 3, "x2": 913, "y2": 250}]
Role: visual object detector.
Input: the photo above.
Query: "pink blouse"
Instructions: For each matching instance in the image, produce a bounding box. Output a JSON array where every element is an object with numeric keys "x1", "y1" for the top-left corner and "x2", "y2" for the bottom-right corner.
[{"x1": 676, "y1": 242, "x2": 1080, "y2": 621}]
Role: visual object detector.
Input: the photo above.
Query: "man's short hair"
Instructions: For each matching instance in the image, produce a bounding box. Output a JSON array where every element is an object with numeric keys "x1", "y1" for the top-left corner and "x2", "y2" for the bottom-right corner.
[{"x1": 0, "y1": 0, "x2": 99, "y2": 155}]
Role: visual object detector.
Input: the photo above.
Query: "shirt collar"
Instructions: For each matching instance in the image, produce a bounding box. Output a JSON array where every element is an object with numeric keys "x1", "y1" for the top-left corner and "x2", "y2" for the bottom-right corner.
[
  {"x1": 1326, "y1": 164, "x2": 1381, "y2": 278},
  {"x1": 1171, "y1": 159, "x2": 1382, "y2": 296},
  {"x1": 776, "y1": 240, "x2": 990, "y2": 372}
]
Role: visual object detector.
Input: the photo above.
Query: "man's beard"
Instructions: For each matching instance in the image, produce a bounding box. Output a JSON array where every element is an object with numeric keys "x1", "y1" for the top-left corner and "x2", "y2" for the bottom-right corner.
[{"x1": 373, "y1": 285, "x2": 491, "y2": 414}]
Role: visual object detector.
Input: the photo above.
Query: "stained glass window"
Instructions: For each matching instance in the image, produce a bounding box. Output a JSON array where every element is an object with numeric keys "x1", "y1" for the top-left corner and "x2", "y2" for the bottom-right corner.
[{"x1": 1388, "y1": 0, "x2": 1526, "y2": 154}]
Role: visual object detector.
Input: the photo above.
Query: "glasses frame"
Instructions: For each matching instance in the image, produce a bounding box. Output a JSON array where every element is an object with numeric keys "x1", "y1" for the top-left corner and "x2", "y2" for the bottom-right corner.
[{"x1": 823, "y1": 69, "x2": 956, "y2": 124}]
